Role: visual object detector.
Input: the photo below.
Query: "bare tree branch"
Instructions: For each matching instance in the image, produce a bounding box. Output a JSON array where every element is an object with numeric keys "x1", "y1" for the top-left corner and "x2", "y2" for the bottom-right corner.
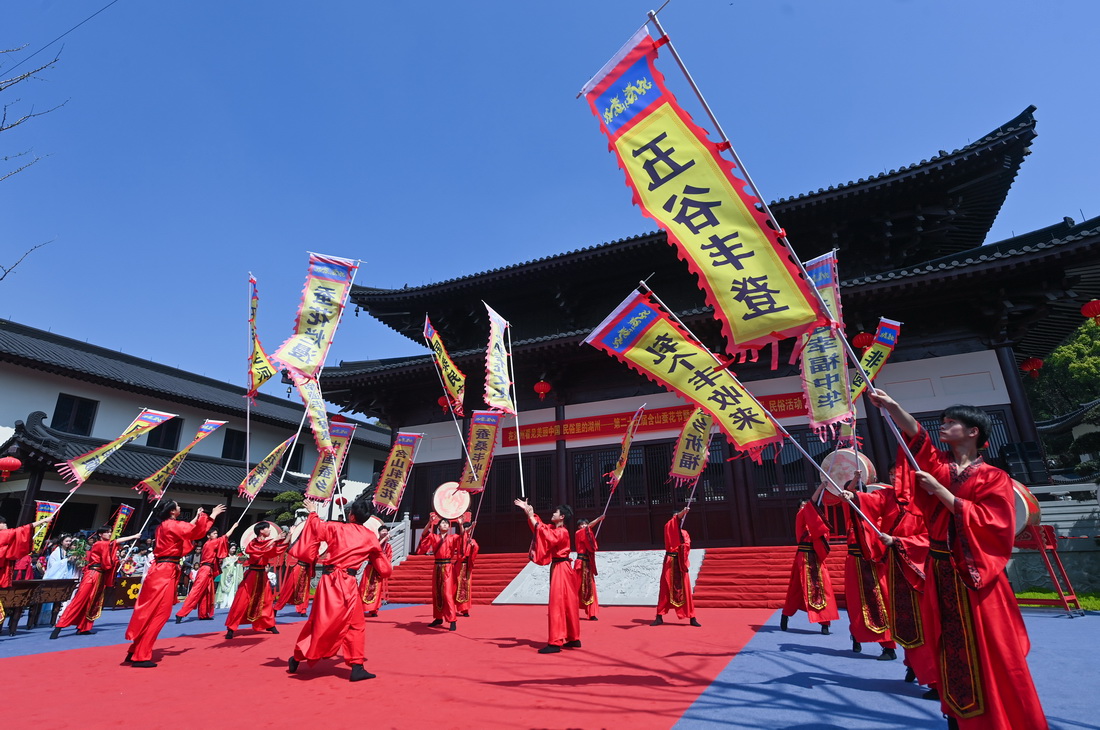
[{"x1": 0, "y1": 240, "x2": 53, "y2": 282}]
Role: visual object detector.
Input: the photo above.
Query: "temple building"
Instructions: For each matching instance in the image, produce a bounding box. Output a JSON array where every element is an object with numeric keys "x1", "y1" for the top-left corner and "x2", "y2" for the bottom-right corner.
[{"x1": 321, "y1": 105, "x2": 1099, "y2": 552}]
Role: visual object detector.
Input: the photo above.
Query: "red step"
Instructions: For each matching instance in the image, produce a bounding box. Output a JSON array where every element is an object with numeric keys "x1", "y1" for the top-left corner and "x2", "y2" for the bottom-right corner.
[
  {"x1": 386, "y1": 553, "x2": 529, "y2": 605},
  {"x1": 692, "y1": 546, "x2": 847, "y2": 609}
]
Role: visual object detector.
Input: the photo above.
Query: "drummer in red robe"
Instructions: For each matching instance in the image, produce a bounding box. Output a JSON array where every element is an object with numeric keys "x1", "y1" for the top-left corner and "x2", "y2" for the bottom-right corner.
[
  {"x1": 780, "y1": 483, "x2": 838, "y2": 633},
  {"x1": 288, "y1": 495, "x2": 391, "y2": 681},
  {"x1": 453, "y1": 515, "x2": 478, "y2": 617},
  {"x1": 870, "y1": 392, "x2": 1049, "y2": 730},
  {"x1": 360, "y1": 524, "x2": 392, "y2": 617},
  {"x1": 174, "y1": 520, "x2": 239, "y2": 624},
  {"x1": 417, "y1": 513, "x2": 462, "y2": 630},
  {"x1": 274, "y1": 515, "x2": 315, "y2": 618},
  {"x1": 225, "y1": 520, "x2": 289, "y2": 639},
  {"x1": 575, "y1": 515, "x2": 605, "y2": 621},
  {"x1": 651, "y1": 506, "x2": 701, "y2": 627},
  {"x1": 515, "y1": 498, "x2": 580, "y2": 653},
  {"x1": 52, "y1": 526, "x2": 141, "y2": 638},
  {"x1": 0, "y1": 514, "x2": 55, "y2": 588},
  {"x1": 124, "y1": 501, "x2": 224, "y2": 667}
]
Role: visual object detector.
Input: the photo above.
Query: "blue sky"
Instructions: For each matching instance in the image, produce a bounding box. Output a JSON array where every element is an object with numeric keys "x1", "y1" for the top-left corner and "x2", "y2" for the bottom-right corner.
[{"x1": 3, "y1": 1, "x2": 1098, "y2": 390}]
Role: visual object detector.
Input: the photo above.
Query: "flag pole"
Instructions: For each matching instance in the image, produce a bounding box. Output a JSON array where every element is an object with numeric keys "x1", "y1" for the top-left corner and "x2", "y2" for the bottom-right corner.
[
  {"x1": 503, "y1": 318, "x2": 526, "y2": 499},
  {"x1": 423, "y1": 327, "x2": 477, "y2": 477}
]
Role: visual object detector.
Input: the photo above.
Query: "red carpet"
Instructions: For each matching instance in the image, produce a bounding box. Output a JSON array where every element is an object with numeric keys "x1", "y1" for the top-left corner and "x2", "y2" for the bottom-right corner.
[
  {"x1": 693, "y1": 546, "x2": 848, "y2": 609},
  {"x1": 3, "y1": 605, "x2": 771, "y2": 729},
  {"x1": 387, "y1": 553, "x2": 530, "y2": 605}
]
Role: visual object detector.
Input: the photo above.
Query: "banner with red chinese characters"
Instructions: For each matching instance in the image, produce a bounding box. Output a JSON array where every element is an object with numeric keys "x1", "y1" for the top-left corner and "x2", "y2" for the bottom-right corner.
[
  {"x1": 582, "y1": 29, "x2": 827, "y2": 358},
  {"x1": 109, "y1": 503, "x2": 135, "y2": 540},
  {"x1": 483, "y1": 303, "x2": 515, "y2": 414},
  {"x1": 799, "y1": 252, "x2": 853, "y2": 439},
  {"x1": 32, "y1": 501, "x2": 61, "y2": 552},
  {"x1": 272, "y1": 252, "x2": 358, "y2": 380},
  {"x1": 247, "y1": 274, "x2": 277, "y2": 401},
  {"x1": 57, "y1": 408, "x2": 177, "y2": 489},
  {"x1": 669, "y1": 407, "x2": 713, "y2": 489},
  {"x1": 304, "y1": 422, "x2": 356, "y2": 502},
  {"x1": 607, "y1": 405, "x2": 645, "y2": 493},
  {"x1": 457, "y1": 411, "x2": 503, "y2": 493},
  {"x1": 135, "y1": 420, "x2": 227, "y2": 500},
  {"x1": 425, "y1": 316, "x2": 466, "y2": 417},
  {"x1": 585, "y1": 289, "x2": 782, "y2": 463},
  {"x1": 849, "y1": 318, "x2": 902, "y2": 402},
  {"x1": 239, "y1": 435, "x2": 296, "y2": 499},
  {"x1": 373, "y1": 433, "x2": 423, "y2": 514}
]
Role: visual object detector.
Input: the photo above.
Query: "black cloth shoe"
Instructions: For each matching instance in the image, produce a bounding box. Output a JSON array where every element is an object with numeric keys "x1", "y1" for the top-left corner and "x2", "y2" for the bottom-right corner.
[
  {"x1": 780, "y1": 615, "x2": 789, "y2": 631},
  {"x1": 225, "y1": 629, "x2": 235, "y2": 640},
  {"x1": 821, "y1": 624, "x2": 831, "y2": 635},
  {"x1": 266, "y1": 627, "x2": 280, "y2": 634},
  {"x1": 690, "y1": 618, "x2": 702, "y2": 627},
  {"x1": 563, "y1": 640, "x2": 581, "y2": 649},
  {"x1": 428, "y1": 618, "x2": 443, "y2": 627},
  {"x1": 448, "y1": 622, "x2": 457, "y2": 631},
  {"x1": 287, "y1": 657, "x2": 300, "y2": 674},
  {"x1": 49, "y1": 627, "x2": 62, "y2": 640},
  {"x1": 589, "y1": 616, "x2": 599, "y2": 621},
  {"x1": 131, "y1": 661, "x2": 158, "y2": 668},
  {"x1": 877, "y1": 647, "x2": 897, "y2": 661},
  {"x1": 460, "y1": 611, "x2": 470, "y2": 617},
  {"x1": 904, "y1": 665, "x2": 917, "y2": 683},
  {"x1": 852, "y1": 637, "x2": 862, "y2": 653},
  {"x1": 199, "y1": 616, "x2": 214, "y2": 621},
  {"x1": 175, "y1": 616, "x2": 183, "y2": 624},
  {"x1": 76, "y1": 630, "x2": 93, "y2": 635},
  {"x1": 922, "y1": 688, "x2": 940, "y2": 701},
  {"x1": 650, "y1": 615, "x2": 664, "y2": 626},
  {"x1": 123, "y1": 653, "x2": 133, "y2": 664},
  {"x1": 349, "y1": 664, "x2": 376, "y2": 682},
  {"x1": 366, "y1": 611, "x2": 378, "y2": 617},
  {"x1": 538, "y1": 644, "x2": 562, "y2": 654}
]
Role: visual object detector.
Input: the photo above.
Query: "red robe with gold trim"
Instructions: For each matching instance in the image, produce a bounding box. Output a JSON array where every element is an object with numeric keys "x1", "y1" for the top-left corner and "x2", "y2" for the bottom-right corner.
[
  {"x1": 359, "y1": 541, "x2": 392, "y2": 613},
  {"x1": 225, "y1": 535, "x2": 288, "y2": 632},
  {"x1": 421, "y1": 531, "x2": 461, "y2": 622},
  {"x1": 574, "y1": 525, "x2": 599, "y2": 619},
  {"x1": 825, "y1": 491, "x2": 893, "y2": 645},
  {"x1": 0, "y1": 524, "x2": 35, "y2": 588},
  {"x1": 453, "y1": 534, "x2": 478, "y2": 614},
  {"x1": 782, "y1": 500, "x2": 839, "y2": 623},
  {"x1": 56, "y1": 538, "x2": 120, "y2": 632},
  {"x1": 907, "y1": 425, "x2": 1047, "y2": 729},
  {"x1": 125, "y1": 514, "x2": 212, "y2": 662},
  {"x1": 528, "y1": 516, "x2": 579, "y2": 646},
  {"x1": 175, "y1": 535, "x2": 229, "y2": 620},
  {"x1": 656, "y1": 516, "x2": 695, "y2": 619},
  {"x1": 293, "y1": 513, "x2": 391, "y2": 666}
]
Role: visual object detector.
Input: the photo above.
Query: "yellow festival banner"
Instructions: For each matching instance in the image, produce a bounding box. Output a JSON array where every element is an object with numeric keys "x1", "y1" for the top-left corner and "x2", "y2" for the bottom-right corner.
[
  {"x1": 483, "y1": 303, "x2": 515, "y2": 414},
  {"x1": 849, "y1": 318, "x2": 902, "y2": 402},
  {"x1": 304, "y1": 421, "x2": 356, "y2": 502},
  {"x1": 799, "y1": 252, "x2": 853, "y2": 439},
  {"x1": 272, "y1": 253, "x2": 358, "y2": 380},
  {"x1": 32, "y1": 501, "x2": 61, "y2": 552},
  {"x1": 458, "y1": 411, "x2": 503, "y2": 493},
  {"x1": 373, "y1": 432, "x2": 423, "y2": 514},
  {"x1": 424, "y1": 316, "x2": 466, "y2": 416},
  {"x1": 247, "y1": 274, "x2": 277, "y2": 401},
  {"x1": 135, "y1": 420, "x2": 226, "y2": 500},
  {"x1": 238, "y1": 435, "x2": 296, "y2": 499},
  {"x1": 585, "y1": 289, "x2": 782, "y2": 463},
  {"x1": 607, "y1": 405, "x2": 645, "y2": 493},
  {"x1": 582, "y1": 29, "x2": 827, "y2": 357},
  {"x1": 109, "y1": 503, "x2": 135, "y2": 539},
  {"x1": 57, "y1": 408, "x2": 177, "y2": 489},
  {"x1": 293, "y1": 372, "x2": 333, "y2": 453},
  {"x1": 669, "y1": 407, "x2": 714, "y2": 489}
]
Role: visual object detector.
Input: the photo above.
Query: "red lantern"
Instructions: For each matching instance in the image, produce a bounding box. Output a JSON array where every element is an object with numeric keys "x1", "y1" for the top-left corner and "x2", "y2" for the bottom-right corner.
[
  {"x1": 0, "y1": 455, "x2": 21, "y2": 481},
  {"x1": 533, "y1": 380, "x2": 552, "y2": 401},
  {"x1": 1020, "y1": 357, "x2": 1043, "y2": 379},
  {"x1": 437, "y1": 395, "x2": 451, "y2": 413},
  {"x1": 1082, "y1": 299, "x2": 1100, "y2": 325},
  {"x1": 852, "y1": 332, "x2": 874, "y2": 351},
  {"x1": 334, "y1": 495, "x2": 347, "y2": 507}
]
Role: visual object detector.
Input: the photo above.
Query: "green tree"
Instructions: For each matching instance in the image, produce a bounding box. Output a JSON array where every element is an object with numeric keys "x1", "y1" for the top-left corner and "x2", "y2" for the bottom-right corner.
[
  {"x1": 1025, "y1": 320, "x2": 1100, "y2": 420},
  {"x1": 266, "y1": 490, "x2": 305, "y2": 526}
]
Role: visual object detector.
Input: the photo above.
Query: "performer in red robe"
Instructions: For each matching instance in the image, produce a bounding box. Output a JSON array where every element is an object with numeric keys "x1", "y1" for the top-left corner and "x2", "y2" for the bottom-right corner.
[
  {"x1": 652, "y1": 506, "x2": 700, "y2": 627},
  {"x1": 224, "y1": 521, "x2": 289, "y2": 639},
  {"x1": 780, "y1": 483, "x2": 838, "y2": 633},
  {"x1": 825, "y1": 486, "x2": 897, "y2": 659},
  {"x1": 288, "y1": 496, "x2": 392, "y2": 681},
  {"x1": 360, "y1": 524, "x2": 392, "y2": 617},
  {"x1": 274, "y1": 528, "x2": 313, "y2": 619},
  {"x1": 174, "y1": 521, "x2": 238, "y2": 623},
  {"x1": 515, "y1": 498, "x2": 580, "y2": 653},
  {"x1": 417, "y1": 514, "x2": 462, "y2": 630},
  {"x1": 52, "y1": 527, "x2": 140, "y2": 638},
  {"x1": 870, "y1": 392, "x2": 1049, "y2": 730},
  {"x1": 0, "y1": 514, "x2": 53, "y2": 588},
  {"x1": 858, "y1": 471, "x2": 938, "y2": 690},
  {"x1": 453, "y1": 519, "x2": 479, "y2": 617},
  {"x1": 575, "y1": 515, "x2": 605, "y2": 620},
  {"x1": 124, "y1": 502, "x2": 223, "y2": 667}
]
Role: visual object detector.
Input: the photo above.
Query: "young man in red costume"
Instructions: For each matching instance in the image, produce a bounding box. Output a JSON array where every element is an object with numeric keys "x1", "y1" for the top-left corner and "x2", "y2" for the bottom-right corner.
[
  {"x1": 869, "y1": 391, "x2": 1048, "y2": 730},
  {"x1": 780, "y1": 483, "x2": 837, "y2": 634},
  {"x1": 124, "y1": 501, "x2": 225, "y2": 667},
  {"x1": 274, "y1": 529, "x2": 314, "y2": 619},
  {"x1": 575, "y1": 515, "x2": 605, "y2": 621},
  {"x1": 224, "y1": 520, "x2": 289, "y2": 639},
  {"x1": 453, "y1": 516, "x2": 478, "y2": 617},
  {"x1": 515, "y1": 498, "x2": 580, "y2": 654},
  {"x1": 360, "y1": 524, "x2": 392, "y2": 617},
  {"x1": 51, "y1": 526, "x2": 140, "y2": 639},
  {"x1": 174, "y1": 520, "x2": 239, "y2": 624},
  {"x1": 288, "y1": 495, "x2": 391, "y2": 682},
  {"x1": 0, "y1": 513, "x2": 54, "y2": 588},
  {"x1": 651, "y1": 505, "x2": 701, "y2": 627},
  {"x1": 417, "y1": 513, "x2": 462, "y2": 630}
]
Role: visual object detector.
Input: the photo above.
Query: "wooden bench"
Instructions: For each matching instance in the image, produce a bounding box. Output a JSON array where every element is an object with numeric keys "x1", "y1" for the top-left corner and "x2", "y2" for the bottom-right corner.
[{"x1": 0, "y1": 579, "x2": 78, "y2": 634}]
